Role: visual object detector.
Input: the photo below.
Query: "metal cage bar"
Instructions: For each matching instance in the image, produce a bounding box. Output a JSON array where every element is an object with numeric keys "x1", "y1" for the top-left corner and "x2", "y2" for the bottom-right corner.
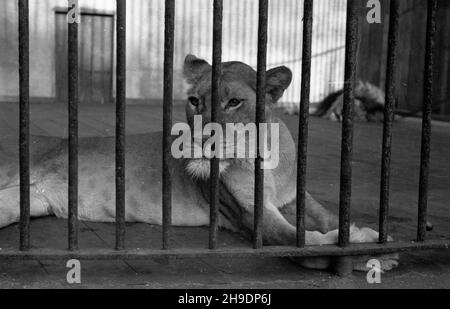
[
  {"x1": 209, "y1": 0, "x2": 223, "y2": 250},
  {"x1": 379, "y1": 0, "x2": 400, "y2": 244},
  {"x1": 254, "y1": 0, "x2": 269, "y2": 250},
  {"x1": 338, "y1": 0, "x2": 359, "y2": 248},
  {"x1": 296, "y1": 0, "x2": 314, "y2": 248},
  {"x1": 115, "y1": 0, "x2": 126, "y2": 251},
  {"x1": 417, "y1": 0, "x2": 437, "y2": 242},
  {"x1": 335, "y1": 0, "x2": 359, "y2": 276},
  {"x1": 4, "y1": 0, "x2": 448, "y2": 273},
  {"x1": 68, "y1": 0, "x2": 79, "y2": 251},
  {"x1": 18, "y1": 0, "x2": 30, "y2": 252},
  {"x1": 1, "y1": 239, "x2": 448, "y2": 261},
  {"x1": 162, "y1": 0, "x2": 175, "y2": 250}
]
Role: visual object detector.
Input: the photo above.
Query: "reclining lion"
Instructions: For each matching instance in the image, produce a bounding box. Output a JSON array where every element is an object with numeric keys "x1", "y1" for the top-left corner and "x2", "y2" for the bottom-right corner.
[{"x1": 0, "y1": 55, "x2": 398, "y2": 271}]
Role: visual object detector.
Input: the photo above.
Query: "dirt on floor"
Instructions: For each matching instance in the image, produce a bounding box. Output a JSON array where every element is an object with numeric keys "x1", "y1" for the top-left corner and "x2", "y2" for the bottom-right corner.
[{"x1": 0, "y1": 103, "x2": 449, "y2": 289}]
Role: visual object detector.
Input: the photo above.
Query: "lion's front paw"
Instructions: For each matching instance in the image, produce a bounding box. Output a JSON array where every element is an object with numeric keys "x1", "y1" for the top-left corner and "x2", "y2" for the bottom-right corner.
[
  {"x1": 310, "y1": 226, "x2": 400, "y2": 272},
  {"x1": 350, "y1": 226, "x2": 395, "y2": 243},
  {"x1": 323, "y1": 226, "x2": 395, "y2": 246},
  {"x1": 349, "y1": 226, "x2": 374, "y2": 243},
  {"x1": 349, "y1": 226, "x2": 399, "y2": 272}
]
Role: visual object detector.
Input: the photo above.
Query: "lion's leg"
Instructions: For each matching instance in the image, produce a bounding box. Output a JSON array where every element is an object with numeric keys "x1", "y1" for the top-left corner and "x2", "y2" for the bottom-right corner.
[
  {"x1": 279, "y1": 192, "x2": 338, "y2": 234},
  {"x1": 257, "y1": 203, "x2": 397, "y2": 270},
  {"x1": 220, "y1": 171, "x2": 341, "y2": 248},
  {"x1": 221, "y1": 168, "x2": 399, "y2": 271},
  {"x1": 0, "y1": 187, "x2": 21, "y2": 229},
  {"x1": 305, "y1": 193, "x2": 339, "y2": 233},
  {"x1": 222, "y1": 185, "x2": 398, "y2": 270},
  {"x1": 233, "y1": 197, "x2": 338, "y2": 247},
  {"x1": 256, "y1": 201, "x2": 341, "y2": 270},
  {"x1": 302, "y1": 194, "x2": 399, "y2": 271},
  {"x1": 278, "y1": 194, "x2": 401, "y2": 271},
  {"x1": 0, "y1": 185, "x2": 51, "y2": 229}
]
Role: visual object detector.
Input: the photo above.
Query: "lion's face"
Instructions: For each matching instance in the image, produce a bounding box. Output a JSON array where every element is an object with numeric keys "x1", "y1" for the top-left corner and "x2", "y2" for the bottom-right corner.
[
  {"x1": 182, "y1": 54, "x2": 292, "y2": 179},
  {"x1": 183, "y1": 54, "x2": 292, "y2": 130}
]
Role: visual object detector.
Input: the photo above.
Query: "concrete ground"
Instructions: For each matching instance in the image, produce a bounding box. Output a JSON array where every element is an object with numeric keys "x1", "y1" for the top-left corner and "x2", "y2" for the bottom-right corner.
[{"x1": 0, "y1": 102, "x2": 449, "y2": 289}]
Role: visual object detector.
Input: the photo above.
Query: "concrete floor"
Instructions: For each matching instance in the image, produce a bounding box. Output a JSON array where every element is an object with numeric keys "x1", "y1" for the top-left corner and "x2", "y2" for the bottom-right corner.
[{"x1": 0, "y1": 102, "x2": 449, "y2": 289}]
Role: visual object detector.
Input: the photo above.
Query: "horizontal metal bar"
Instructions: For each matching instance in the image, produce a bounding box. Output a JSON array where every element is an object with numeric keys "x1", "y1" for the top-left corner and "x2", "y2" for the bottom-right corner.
[
  {"x1": 0, "y1": 240, "x2": 448, "y2": 261},
  {"x1": 54, "y1": 7, "x2": 114, "y2": 17}
]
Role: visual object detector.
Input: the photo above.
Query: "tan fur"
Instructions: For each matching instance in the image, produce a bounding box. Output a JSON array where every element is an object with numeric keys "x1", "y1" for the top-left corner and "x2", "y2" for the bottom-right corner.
[{"x1": 0, "y1": 55, "x2": 398, "y2": 271}]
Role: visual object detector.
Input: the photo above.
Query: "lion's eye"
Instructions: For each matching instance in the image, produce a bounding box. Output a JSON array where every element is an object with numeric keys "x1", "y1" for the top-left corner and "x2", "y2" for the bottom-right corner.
[
  {"x1": 227, "y1": 98, "x2": 242, "y2": 108},
  {"x1": 188, "y1": 96, "x2": 200, "y2": 107}
]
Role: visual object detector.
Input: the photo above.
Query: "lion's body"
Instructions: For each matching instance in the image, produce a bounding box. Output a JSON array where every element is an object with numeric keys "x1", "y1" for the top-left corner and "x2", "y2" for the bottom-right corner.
[
  {"x1": 0, "y1": 134, "x2": 214, "y2": 228},
  {"x1": 0, "y1": 118, "x2": 303, "y2": 231},
  {"x1": 0, "y1": 55, "x2": 399, "y2": 271}
]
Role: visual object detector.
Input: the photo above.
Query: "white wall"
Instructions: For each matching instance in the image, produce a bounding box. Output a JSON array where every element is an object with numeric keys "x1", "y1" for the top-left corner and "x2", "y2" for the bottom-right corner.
[{"x1": 0, "y1": 0, "x2": 346, "y2": 105}]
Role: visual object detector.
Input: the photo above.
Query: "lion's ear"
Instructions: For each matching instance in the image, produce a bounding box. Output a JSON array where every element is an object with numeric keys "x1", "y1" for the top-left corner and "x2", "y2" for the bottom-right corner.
[
  {"x1": 183, "y1": 54, "x2": 211, "y2": 84},
  {"x1": 266, "y1": 66, "x2": 292, "y2": 102}
]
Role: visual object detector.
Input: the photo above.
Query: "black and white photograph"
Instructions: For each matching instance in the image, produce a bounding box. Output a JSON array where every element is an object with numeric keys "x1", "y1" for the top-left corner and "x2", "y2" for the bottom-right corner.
[{"x1": 0, "y1": 0, "x2": 449, "y2": 292}]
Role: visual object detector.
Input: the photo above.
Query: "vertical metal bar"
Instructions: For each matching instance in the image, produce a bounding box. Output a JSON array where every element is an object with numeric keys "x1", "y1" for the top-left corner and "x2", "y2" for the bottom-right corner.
[
  {"x1": 334, "y1": 0, "x2": 359, "y2": 277},
  {"x1": 162, "y1": 0, "x2": 175, "y2": 250},
  {"x1": 338, "y1": 0, "x2": 359, "y2": 248},
  {"x1": 296, "y1": 0, "x2": 313, "y2": 248},
  {"x1": 209, "y1": 0, "x2": 223, "y2": 250},
  {"x1": 254, "y1": 0, "x2": 268, "y2": 250},
  {"x1": 379, "y1": 0, "x2": 400, "y2": 244},
  {"x1": 68, "y1": 0, "x2": 79, "y2": 251},
  {"x1": 18, "y1": 0, "x2": 30, "y2": 252},
  {"x1": 115, "y1": 0, "x2": 126, "y2": 251},
  {"x1": 417, "y1": 0, "x2": 437, "y2": 242}
]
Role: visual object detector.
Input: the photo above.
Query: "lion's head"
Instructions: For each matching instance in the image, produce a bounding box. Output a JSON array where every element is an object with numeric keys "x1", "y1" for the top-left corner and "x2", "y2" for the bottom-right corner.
[{"x1": 182, "y1": 54, "x2": 292, "y2": 179}]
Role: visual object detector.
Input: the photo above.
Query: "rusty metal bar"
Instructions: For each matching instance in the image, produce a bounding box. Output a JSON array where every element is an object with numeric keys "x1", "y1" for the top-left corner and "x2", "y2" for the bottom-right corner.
[
  {"x1": 338, "y1": 0, "x2": 359, "y2": 248},
  {"x1": 417, "y1": 0, "x2": 437, "y2": 242},
  {"x1": 209, "y1": 0, "x2": 223, "y2": 250},
  {"x1": 18, "y1": 0, "x2": 30, "y2": 252},
  {"x1": 296, "y1": 0, "x2": 313, "y2": 248},
  {"x1": 68, "y1": 0, "x2": 79, "y2": 251},
  {"x1": 379, "y1": 0, "x2": 400, "y2": 244},
  {"x1": 1, "y1": 240, "x2": 449, "y2": 261},
  {"x1": 254, "y1": 0, "x2": 269, "y2": 250},
  {"x1": 162, "y1": 0, "x2": 175, "y2": 250},
  {"x1": 335, "y1": 0, "x2": 359, "y2": 276},
  {"x1": 115, "y1": 0, "x2": 126, "y2": 250}
]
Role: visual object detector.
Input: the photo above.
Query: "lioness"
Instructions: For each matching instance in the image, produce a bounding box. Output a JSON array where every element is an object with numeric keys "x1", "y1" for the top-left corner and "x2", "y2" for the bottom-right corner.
[{"x1": 0, "y1": 55, "x2": 398, "y2": 271}]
